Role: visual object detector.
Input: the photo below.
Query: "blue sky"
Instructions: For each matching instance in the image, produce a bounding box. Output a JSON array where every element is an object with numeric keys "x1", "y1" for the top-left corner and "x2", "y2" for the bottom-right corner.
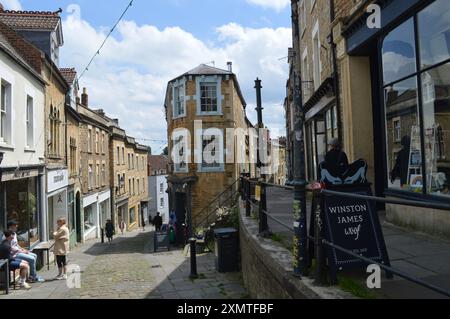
[{"x1": 4, "y1": 0, "x2": 292, "y2": 152}]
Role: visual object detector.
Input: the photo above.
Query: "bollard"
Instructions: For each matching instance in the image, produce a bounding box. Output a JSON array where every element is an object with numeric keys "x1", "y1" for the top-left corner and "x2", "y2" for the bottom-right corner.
[
  {"x1": 189, "y1": 238, "x2": 198, "y2": 279},
  {"x1": 101, "y1": 228, "x2": 105, "y2": 244},
  {"x1": 258, "y1": 183, "x2": 270, "y2": 236}
]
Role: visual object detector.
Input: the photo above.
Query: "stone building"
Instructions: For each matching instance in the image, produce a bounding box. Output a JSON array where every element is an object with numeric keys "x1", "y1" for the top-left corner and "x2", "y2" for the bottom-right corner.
[
  {"x1": 0, "y1": 7, "x2": 71, "y2": 243},
  {"x1": 107, "y1": 117, "x2": 149, "y2": 232},
  {"x1": 76, "y1": 89, "x2": 111, "y2": 241},
  {"x1": 288, "y1": 0, "x2": 450, "y2": 238},
  {"x1": 164, "y1": 63, "x2": 254, "y2": 241}
]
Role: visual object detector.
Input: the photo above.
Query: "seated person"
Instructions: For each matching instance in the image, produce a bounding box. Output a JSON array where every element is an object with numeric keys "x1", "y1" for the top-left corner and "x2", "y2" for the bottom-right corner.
[
  {"x1": 0, "y1": 231, "x2": 32, "y2": 290},
  {"x1": 2, "y1": 221, "x2": 44, "y2": 283}
]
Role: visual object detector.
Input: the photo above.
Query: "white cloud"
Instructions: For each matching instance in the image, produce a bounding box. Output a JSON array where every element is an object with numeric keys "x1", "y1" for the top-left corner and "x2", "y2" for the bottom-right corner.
[
  {"x1": 61, "y1": 13, "x2": 291, "y2": 151},
  {"x1": 2, "y1": 0, "x2": 23, "y2": 10},
  {"x1": 246, "y1": 0, "x2": 290, "y2": 12}
]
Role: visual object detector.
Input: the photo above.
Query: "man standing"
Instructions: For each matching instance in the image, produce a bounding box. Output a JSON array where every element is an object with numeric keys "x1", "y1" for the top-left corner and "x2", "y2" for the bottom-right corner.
[
  {"x1": 153, "y1": 212, "x2": 163, "y2": 232},
  {"x1": 2, "y1": 221, "x2": 45, "y2": 283}
]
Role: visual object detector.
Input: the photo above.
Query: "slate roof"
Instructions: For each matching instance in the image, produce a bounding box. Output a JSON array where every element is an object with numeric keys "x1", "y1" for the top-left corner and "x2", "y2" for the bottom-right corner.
[
  {"x1": 148, "y1": 155, "x2": 169, "y2": 173},
  {"x1": 183, "y1": 64, "x2": 232, "y2": 76},
  {"x1": 0, "y1": 9, "x2": 61, "y2": 31}
]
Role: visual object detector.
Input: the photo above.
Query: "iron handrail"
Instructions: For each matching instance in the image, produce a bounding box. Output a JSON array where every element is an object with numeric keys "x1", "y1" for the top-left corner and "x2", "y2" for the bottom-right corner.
[{"x1": 322, "y1": 189, "x2": 450, "y2": 211}]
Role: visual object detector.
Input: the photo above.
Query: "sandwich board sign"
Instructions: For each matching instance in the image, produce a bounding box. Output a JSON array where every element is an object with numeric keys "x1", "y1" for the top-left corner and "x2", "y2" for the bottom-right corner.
[{"x1": 322, "y1": 184, "x2": 392, "y2": 282}]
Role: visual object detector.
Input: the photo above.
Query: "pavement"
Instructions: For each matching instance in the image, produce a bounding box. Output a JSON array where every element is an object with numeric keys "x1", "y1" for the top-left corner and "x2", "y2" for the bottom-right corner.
[
  {"x1": 0, "y1": 228, "x2": 248, "y2": 299},
  {"x1": 265, "y1": 186, "x2": 450, "y2": 299}
]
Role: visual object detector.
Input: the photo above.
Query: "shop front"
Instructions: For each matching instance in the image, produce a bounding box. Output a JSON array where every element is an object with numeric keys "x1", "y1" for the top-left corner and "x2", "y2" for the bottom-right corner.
[
  {"x1": 0, "y1": 167, "x2": 45, "y2": 249},
  {"x1": 46, "y1": 169, "x2": 68, "y2": 241},
  {"x1": 82, "y1": 190, "x2": 111, "y2": 241},
  {"x1": 344, "y1": 0, "x2": 450, "y2": 236}
]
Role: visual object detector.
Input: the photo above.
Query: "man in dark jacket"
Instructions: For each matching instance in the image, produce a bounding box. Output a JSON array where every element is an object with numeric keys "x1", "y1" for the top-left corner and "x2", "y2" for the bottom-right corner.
[
  {"x1": 325, "y1": 138, "x2": 349, "y2": 169},
  {"x1": 153, "y1": 212, "x2": 163, "y2": 232}
]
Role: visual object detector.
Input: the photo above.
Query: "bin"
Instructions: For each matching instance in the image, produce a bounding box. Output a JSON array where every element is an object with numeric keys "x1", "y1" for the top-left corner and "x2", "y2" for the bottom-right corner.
[{"x1": 214, "y1": 228, "x2": 238, "y2": 273}]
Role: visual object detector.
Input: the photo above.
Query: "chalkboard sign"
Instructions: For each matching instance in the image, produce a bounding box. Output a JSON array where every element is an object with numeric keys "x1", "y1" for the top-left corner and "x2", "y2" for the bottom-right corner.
[
  {"x1": 154, "y1": 231, "x2": 170, "y2": 252},
  {"x1": 323, "y1": 184, "x2": 390, "y2": 273}
]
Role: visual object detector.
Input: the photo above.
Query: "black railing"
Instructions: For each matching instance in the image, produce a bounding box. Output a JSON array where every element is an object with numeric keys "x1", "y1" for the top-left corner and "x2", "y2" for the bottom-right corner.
[
  {"x1": 240, "y1": 176, "x2": 450, "y2": 298},
  {"x1": 193, "y1": 178, "x2": 241, "y2": 234}
]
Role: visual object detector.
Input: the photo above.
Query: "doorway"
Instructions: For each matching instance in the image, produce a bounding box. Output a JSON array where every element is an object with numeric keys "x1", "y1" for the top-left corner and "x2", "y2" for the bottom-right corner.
[
  {"x1": 76, "y1": 192, "x2": 82, "y2": 243},
  {"x1": 174, "y1": 192, "x2": 187, "y2": 245}
]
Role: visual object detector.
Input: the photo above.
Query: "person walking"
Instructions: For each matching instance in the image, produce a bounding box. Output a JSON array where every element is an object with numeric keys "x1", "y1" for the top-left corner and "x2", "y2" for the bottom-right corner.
[
  {"x1": 53, "y1": 218, "x2": 70, "y2": 280},
  {"x1": 119, "y1": 218, "x2": 125, "y2": 235},
  {"x1": 153, "y1": 212, "x2": 163, "y2": 232},
  {"x1": 105, "y1": 220, "x2": 115, "y2": 244}
]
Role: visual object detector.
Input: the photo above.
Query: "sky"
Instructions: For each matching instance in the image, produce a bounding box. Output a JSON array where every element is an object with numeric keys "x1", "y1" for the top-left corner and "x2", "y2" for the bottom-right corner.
[{"x1": 3, "y1": 0, "x2": 292, "y2": 153}]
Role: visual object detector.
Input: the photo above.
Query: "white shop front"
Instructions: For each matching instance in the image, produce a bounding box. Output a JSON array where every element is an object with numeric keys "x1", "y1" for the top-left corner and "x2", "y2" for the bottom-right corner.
[
  {"x1": 46, "y1": 169, "x2": 69, "y2": 241},
  {"x1": 82, "y1": 189, "x2": 111, "y2": 241}
]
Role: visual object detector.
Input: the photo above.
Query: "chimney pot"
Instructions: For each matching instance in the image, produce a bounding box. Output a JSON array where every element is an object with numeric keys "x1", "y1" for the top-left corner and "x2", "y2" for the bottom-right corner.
[
  {"x1": 81, "y1": 87, "x2": 88, "y2": 107},
  {"x1": 227, "y1": 62, "x2": 233, "y2": 72}
]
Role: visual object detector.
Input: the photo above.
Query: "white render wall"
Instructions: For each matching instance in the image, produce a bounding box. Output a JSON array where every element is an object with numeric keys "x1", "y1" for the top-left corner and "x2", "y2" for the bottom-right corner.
[
  {"x1": 0, "y1": 50, "x2": 45, "y2": 168},
  {"x1": 149, "y1": 175, "x2": 169, "y2": 223}
]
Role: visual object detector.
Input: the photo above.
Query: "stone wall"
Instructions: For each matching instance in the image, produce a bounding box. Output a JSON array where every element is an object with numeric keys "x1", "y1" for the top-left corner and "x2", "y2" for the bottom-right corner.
[{"x1": 238, "y1": 202, "x2": 352, "y2": 299}]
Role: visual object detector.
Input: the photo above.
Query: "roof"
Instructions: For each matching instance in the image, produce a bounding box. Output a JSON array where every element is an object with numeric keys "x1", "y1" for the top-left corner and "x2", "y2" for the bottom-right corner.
[
  {"x1": 183, "y1": 64, "x2": 232, "y2": 76},
  {"x1": 0, "y1": 9, "x2": 61, "y2": 31},
  {"x1": 148, "y1": 155, "x2": 169, "y2": 172},
  {"x1": 0, "y1": 20, "x2": 44, "y2": 82},
  {"x1": 60, "y1": 68, "x2": 77, "y2": 85}
]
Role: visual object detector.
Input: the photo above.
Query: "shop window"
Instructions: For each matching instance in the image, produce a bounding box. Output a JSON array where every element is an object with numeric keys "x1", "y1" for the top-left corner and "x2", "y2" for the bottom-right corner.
[
  {"x1": 385, "y1": 77, "x2": 423, "y2": 192},
  {"x1": 84, "y1": 205, "x2": 96, "y2": 232},
  {"x1": 4, "y1": 179, "x2": 38, "y2": 248},
  {"x1": 382, "y1": 18, "x2": 416, "y2": 85},
  {"x1": 129, "y1": 207, "x2": 136, "y2": 225},
  {"x1": 421, "y1": 63, "x2": 450, "y2": 196},
  {"x1": 418, "y1": 0, "x2": 450, "y2": 68}
]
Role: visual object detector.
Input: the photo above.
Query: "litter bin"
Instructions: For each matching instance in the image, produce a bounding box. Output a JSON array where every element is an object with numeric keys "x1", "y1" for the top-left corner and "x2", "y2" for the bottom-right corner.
[{"x1": 214, "y1": 228, "x2": 238, "y2": 273}]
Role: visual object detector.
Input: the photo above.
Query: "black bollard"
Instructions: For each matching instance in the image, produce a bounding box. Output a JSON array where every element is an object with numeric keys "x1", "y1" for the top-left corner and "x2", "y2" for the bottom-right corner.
[
  {"x1": 101, "y1": 228, "x2": 105, "y2": 244},
  {"x1": 189, "y1": 238, "x2": 198, "y2": 279}
]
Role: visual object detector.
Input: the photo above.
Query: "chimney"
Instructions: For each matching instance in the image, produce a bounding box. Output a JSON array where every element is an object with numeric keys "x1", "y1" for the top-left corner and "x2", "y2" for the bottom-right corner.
[
  {"x1": 227, "y1": 62, "x2": 233, "y2": 72},
  {"x1": 81, "y1": 87, "x2": 88, "y2": 107}
]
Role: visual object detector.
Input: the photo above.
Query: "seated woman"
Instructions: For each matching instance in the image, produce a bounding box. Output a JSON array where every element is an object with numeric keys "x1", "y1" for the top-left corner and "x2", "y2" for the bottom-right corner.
[{"x1": 0, "y1": 231, "x2": 31, "y2": 290}]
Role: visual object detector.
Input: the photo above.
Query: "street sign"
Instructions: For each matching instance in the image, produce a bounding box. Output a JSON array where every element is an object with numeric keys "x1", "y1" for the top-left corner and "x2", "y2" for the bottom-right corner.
[
  {"x1": 154, "y1": 230, "x2": 170, "y2": 252},
  {"x1": 255, "y1": 185, "x2": 261, "y2": 202},
  {"x1": 322, "y1": 184, "x2": 391, "y2": 277}
]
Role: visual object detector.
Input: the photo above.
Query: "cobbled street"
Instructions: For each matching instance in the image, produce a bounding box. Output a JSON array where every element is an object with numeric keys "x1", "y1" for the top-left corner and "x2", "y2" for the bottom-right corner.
[{"x1": 0, "y1": 229, "x2": 248, "y2": 299}]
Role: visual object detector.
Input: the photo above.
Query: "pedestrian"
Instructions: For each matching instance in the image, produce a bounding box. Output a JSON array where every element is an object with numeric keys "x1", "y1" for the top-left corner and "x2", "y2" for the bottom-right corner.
[
  {"x1": 0, "y1": 231, "x2": 32, "y2": 290},
  {"x1": 119, "y1": 218, "x2": 125, "y2": 235},
  {"x1": 2, "y1": 220, "x2": 44, "y2": 283},
  {"x1": 105, "y1": 219, "x2": 115, "y2": 244},
  {"x1": 53, "y1": 218, "x2": 70, "y2": 280},
  {"x1": 153, "y1": 212, "x2": 163, "y2": 232},
  {"x1": 325, "y1": 138, "x2": 349, "y2": 171}
]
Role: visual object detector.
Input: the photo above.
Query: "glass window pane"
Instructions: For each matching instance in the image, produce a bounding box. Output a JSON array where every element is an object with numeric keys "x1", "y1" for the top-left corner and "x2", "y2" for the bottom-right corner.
[
  {"x1": 385, "y1": 77, "x2": 423, "y2": 192},
  {"x1": 28, "y1": 178, "x2": 38, "y2": 247},
  {"x1": 382, "y1": 18, "x2": 417, "y2": 85},
  {"x1": 418, "y1": 0, "x2": 450, "y2": 68},
  {"x1": 421, "y1": 63, "x2": 450, "y2": 196}
]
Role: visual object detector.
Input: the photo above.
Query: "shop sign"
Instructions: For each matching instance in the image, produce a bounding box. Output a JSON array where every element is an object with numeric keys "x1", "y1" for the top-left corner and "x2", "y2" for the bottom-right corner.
[
  {"x1": 47, "y1": 169, "x2": 69, "y2": 193},
  {"x1": 1, "y1": 169, "x2": 38, "y2": 182}
]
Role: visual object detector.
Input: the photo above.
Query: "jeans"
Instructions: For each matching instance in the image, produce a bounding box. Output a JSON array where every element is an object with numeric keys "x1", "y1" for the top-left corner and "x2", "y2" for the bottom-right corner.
[{"x1": 16, "y1": 252, "x2": 38, "y2": 278}]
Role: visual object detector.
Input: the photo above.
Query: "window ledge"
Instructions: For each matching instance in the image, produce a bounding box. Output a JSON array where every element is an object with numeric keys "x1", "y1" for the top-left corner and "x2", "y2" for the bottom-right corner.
[
  {"x1": 24, "y1": 148, "x2": 36, "y2": 153},
  {"x1": 173, "y1": 115, "x2": 187, "y2": 120},
  {"x1": 196, "y1": 112, "x2": 223, "y2": 117},
  {"x1": 0, "y1": 144, "x2": 14, "y2": 151}
]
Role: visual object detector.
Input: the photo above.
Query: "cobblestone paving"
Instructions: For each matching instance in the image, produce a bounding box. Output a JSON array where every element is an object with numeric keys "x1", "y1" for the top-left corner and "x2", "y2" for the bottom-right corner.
[{"x1": 0, "y1": 229, "x2": 248, "y2": 300}]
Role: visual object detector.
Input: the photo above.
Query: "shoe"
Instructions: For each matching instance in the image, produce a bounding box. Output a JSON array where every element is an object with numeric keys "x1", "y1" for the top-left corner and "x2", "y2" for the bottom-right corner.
[
  {"x1": 56, "y1": 275, "x2": 64, "y2": 280},
  {"x1": 20, "y1": 282, "x2": 32, "y2": 290},
  {"x1": 30, "y1": 276, "x2": 45, "y2": 283},
  {"x1": 36, "y1": 277, "x2": 46, "y2": 283}
]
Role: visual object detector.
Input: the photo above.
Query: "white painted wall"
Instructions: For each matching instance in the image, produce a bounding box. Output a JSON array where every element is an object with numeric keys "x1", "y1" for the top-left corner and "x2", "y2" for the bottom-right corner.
[
  {"x1": 149, "y1": 175, "x2": 169, "y2": 223},
  {"x1": 0, "y1": 50, "x2": 45, "y2": 168}
]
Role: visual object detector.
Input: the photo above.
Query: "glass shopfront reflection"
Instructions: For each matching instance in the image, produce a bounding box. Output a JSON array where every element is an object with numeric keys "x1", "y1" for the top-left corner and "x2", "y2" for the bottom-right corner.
[{"x1": 3, "y1": 177, "x2": 39, "y2": 248}]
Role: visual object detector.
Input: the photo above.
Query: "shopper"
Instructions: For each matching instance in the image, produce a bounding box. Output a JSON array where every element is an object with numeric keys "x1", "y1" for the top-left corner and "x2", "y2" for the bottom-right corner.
[{"x1": 53, "y1": 218, "x2": 70, "y2": 280}]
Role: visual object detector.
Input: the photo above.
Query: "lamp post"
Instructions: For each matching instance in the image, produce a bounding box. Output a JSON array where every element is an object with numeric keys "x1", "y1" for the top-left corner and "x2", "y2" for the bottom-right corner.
[{"x1": 290, "y1": 0, "x2": 308, "y2": 277}]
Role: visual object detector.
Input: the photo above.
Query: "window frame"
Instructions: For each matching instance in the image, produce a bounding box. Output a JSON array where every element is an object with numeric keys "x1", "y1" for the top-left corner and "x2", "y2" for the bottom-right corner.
[
  {"x1": 172, "y1": 78, "x2": 186, "y2": 119},
  {"x1": 196, "y1": 76, "x2": 222, "y2": 116},
  {"x1": 196, "y1": 128, "x2": 225, "y2": 173}
]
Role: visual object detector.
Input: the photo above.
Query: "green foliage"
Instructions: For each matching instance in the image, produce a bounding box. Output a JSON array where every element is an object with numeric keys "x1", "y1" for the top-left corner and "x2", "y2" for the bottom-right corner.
[{"x1": 338, "y1": 277, "x2": 378, "y2": 299}]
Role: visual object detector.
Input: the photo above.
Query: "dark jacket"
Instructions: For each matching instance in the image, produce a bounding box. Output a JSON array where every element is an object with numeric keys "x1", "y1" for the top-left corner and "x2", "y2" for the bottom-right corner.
[
  {"x1": 325, "y1": 149, "x2": 349, "y2": 169},
  {"x1": 105, "y1": 222, "x2": 115, "y2": 238},
  {"x1": 0, "y1": 239, "x2": 13, "y2": 262},
  {"x1": 153, "y1": 216, "x2": 163, "y2": 228}
]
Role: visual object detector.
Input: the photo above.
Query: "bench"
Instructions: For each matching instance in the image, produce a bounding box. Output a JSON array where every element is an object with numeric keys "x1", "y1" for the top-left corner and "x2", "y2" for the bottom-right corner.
[{"x1": 0, "y1": 259, "x2": 9, "y2": 295}]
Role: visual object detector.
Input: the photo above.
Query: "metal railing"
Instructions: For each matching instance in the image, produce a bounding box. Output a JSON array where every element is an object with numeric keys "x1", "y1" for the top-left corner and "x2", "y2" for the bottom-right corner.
[
  {"x1": 193, "y1": 178, "x2": 241, "y2": 234},
  {"x1": 240, "y1": 176, "x2": 450, "y2": 298}
]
